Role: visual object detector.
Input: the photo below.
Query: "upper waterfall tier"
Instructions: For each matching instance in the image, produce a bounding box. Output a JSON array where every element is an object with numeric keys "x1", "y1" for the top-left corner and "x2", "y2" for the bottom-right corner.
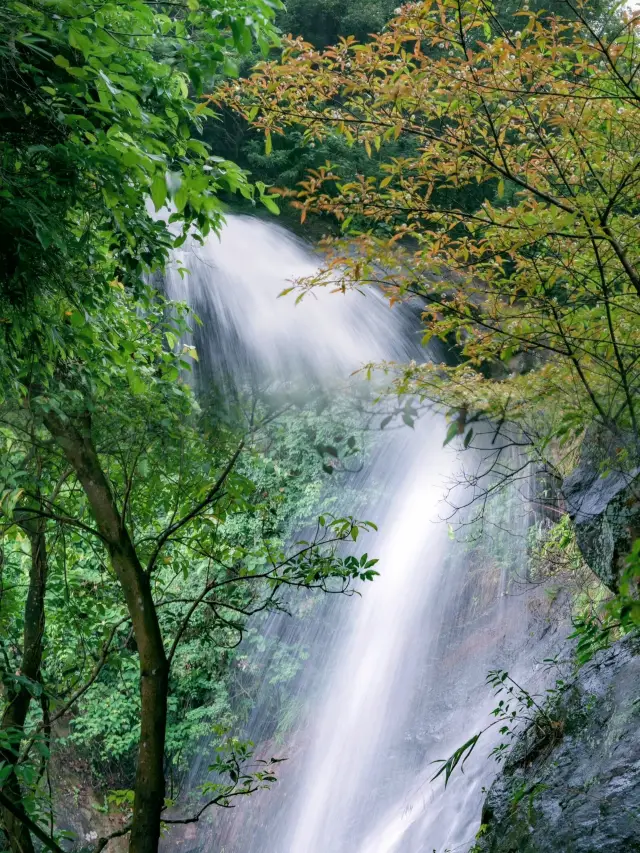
[{"x1": 164, "y1": 215, "x2": 418, "y2": 386}]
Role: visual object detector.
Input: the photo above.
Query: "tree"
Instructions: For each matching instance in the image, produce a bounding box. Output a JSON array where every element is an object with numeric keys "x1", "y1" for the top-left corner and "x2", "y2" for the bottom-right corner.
[
  {"x1": 0, "y1": 2, "x2": 379, "y2": 851},
  {"x1": 0, "y1": 1, "x2": 283, "y2": 844},
  {"x1": 0, "y1": 283, "x2": 379, "y2": 852},
  {"x1": 211, "y1": 0, "x2": 613, "y2": 229},
  {"x1": 0, "y1": 503, "x2": 48, "y2": 853},
  {"x1": 218, "y1": 0, "x2": 640, "y2": 489},
  {"x1": 279, "y1": 0, "x2": 399, "y2": 48},
  {"x1": 0, "y1": 0, "x2": 281, "y2": 316}
]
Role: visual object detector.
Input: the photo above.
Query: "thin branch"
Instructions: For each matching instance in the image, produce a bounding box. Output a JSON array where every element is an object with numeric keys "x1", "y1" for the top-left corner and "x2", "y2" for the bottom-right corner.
[
  {"x1": 94, "y1": 823, "x2": 132, "y2": 853},
  {"x1": 0, "y1": 789, "x2": 64, "y2": 853},
  {"x1": 146, "y1": 441, "x2": 244, "y2": 574},
  {"x1": 19, "y1": 617, "x2": 129, "y2": 765},
  {"x1": 16, "y1": 505, "x2": 105, "y2": 542}
]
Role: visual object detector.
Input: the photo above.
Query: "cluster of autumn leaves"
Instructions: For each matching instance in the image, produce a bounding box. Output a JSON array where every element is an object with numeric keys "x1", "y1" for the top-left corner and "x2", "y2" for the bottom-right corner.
[{"x1": 218, "y1": 0, "x2": 640, "y2": 469}]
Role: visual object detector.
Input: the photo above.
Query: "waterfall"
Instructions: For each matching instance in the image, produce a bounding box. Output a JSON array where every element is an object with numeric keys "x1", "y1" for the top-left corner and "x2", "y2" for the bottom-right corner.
[{"x1": 162, "y1": 216, "x2": 554, "y2": 853}]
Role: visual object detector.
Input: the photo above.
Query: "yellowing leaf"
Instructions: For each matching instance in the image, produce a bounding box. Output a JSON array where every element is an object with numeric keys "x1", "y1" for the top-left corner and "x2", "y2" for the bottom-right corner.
[{"x1": 182, "y1": 344, "x2": 199, "y2": 361}]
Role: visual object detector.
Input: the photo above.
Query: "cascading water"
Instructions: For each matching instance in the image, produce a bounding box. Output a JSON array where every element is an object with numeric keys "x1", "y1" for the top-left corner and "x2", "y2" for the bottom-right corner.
[{"x1": 162, "y1": 216, "x2": 558, "y2": 853}]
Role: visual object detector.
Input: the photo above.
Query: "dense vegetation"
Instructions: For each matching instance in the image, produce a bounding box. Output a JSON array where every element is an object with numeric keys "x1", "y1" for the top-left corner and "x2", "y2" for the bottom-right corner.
[
  {"x1": 223, "y1": 0, "x2": 640, "y2": 798},
  {"x1": 215, "y1": 0, "x2": 615, "y2": 228},
  {"x1": 223, "y1": 0, "x2": 640, "y2": 482},
  {"x1": 0, "y1": 2, "x2": 377, "y2": 851},
  {"x1": 1, "y1": 0, "x2": 639, "y2": 852}
]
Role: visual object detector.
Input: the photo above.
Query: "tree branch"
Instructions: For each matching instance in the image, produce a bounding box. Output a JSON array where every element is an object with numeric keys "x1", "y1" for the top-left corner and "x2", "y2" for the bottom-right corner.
[
  {"x1": 146, "y1": 441, "x2": 244, "y2": 574},
  {"x1": 0, "y1": 790, "x2": 64, "y2": 853}
]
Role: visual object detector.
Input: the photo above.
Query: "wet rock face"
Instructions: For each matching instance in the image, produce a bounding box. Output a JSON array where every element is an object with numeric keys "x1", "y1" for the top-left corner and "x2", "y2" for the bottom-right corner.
[
  {"x1": 562, "y1": 428, "x2": 640, "y2": 591},
  {"x1": 474, "y1": 635, "x2": 640, "y2": 853}
]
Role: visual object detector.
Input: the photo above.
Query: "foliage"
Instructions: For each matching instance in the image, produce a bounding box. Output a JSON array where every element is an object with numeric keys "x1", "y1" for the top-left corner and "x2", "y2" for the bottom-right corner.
[
  {"x1": 570, "y1": 537, "x2": 640, "y2": 665},
  {"x1": 279, "y1": 0, "x2": 399, "y2": 49},
  {"x1": 526, "y1": 513, "x2": 611, "y2": 621},
  {"x1": 526, "y1": 512, "x2": 637, "y2": 669},
  {"x1": 0, "y1": 2, "x2": 302, "y2": 850},
  {"x1": 0, "y1": 275, "x2": 381, "y2": 852},
  {"x1": 3, "y1": 0, "x2": 637, "y2": 849},
  {"x1": 0, "y1": 0, "x2": 384, "y2": 836},
  {"x1": 0, "y1": 0, "x2": 281, "y2": 314},
  {"x1": 209, "y1": 0, "x2": 429, "y2": 231},
  {"x1": 99, "y1": 731, "x2": 286, "y2": 829},
  {"x1": 212, "y1": 0, "x2": 613, "y2": 229},
  {"x1": 432, "y1": 668, "x2": 565, "y2": 787},
  {"x1": 218, "y1": 0, "x2": 640, "y2": 480},
  {"x1": 196, "y1": 730, "x2": 285, "y2": 808}
]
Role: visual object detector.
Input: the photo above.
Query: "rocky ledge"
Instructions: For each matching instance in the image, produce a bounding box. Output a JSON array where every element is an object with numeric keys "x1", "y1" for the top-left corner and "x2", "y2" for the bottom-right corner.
[{"x1": 475, "y1": 634, "x2": 640, "y2": 853}]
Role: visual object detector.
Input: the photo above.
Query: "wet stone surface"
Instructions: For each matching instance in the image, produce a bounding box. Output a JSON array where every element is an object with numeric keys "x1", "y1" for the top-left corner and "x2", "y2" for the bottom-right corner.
[
  {"x1": 562, "y1": 427, "x2": 640, "y2": 592},
  {"x1": 475, "y1": 634, "x2": 640, "y2": 853}
]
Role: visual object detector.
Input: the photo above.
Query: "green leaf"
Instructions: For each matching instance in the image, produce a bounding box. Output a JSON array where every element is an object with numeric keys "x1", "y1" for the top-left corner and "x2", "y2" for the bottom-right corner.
[
  {"x1": 175, "y1": 184, "x2": 189, "y2": 212},
  {"x1": 151, "y1": 173, "x2": 167, "y2": 211},
  {"x1": 126, "y1": 366, "x2": 146, "y2": 395},
  {"x1": 431, "y1": 733, "x2": 481, "y2": 787},
  {"x1": 443, "y1": 422, "x2": 459, "y2": 447},
  {"x1": 261, "y1": 194, "x2": 280, "y2": 215},
  {"x1": 182, "y1": 344, "x2": 198, "y2": 361},
  {"x1": 35, "y1": 227, "x2": 51, "y2": 249}
]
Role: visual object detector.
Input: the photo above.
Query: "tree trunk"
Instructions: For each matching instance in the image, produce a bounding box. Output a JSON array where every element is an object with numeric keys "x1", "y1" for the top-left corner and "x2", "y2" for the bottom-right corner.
[
  {"x1": 0, "y1": 512, "x2": 48, "y2": 853},
  {"x1": 43, "y1": 413, "x2": 168, "y2": 853}
]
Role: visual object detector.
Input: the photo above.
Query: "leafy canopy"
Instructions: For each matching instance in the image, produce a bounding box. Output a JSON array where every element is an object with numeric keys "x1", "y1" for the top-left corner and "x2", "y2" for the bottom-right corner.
[
  {"x1": 219, "y1": 0, "x2": 640, "y2": 466},
  {"x1": 0, "y1": 0, "x2": 281, "y2": 314}
]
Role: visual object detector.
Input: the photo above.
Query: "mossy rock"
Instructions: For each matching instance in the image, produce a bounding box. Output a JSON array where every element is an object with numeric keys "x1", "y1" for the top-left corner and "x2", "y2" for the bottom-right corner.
[{"x1": 475, "y1": 635, "x2": 640, "y2": 853}]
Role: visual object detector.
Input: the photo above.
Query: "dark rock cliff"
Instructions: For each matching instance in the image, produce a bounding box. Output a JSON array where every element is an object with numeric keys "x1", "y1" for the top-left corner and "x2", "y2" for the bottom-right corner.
[
  {"x1": 562, "y1": 427, "x2": 640, "y2": 591},
  {"x1": 474, "y1": 634, "x2": 640, "y2": 853}
]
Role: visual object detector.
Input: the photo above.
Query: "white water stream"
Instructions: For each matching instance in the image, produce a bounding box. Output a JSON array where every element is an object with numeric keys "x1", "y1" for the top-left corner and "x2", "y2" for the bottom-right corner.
[{"x1": 163, "y1": 216, "x2": 550, "y2": 853}]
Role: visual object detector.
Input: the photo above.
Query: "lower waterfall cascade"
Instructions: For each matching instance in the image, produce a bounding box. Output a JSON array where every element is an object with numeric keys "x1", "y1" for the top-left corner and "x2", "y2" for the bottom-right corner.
[{"x1": 162, "y1": 215, "x2": 563, "y2": 853}]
